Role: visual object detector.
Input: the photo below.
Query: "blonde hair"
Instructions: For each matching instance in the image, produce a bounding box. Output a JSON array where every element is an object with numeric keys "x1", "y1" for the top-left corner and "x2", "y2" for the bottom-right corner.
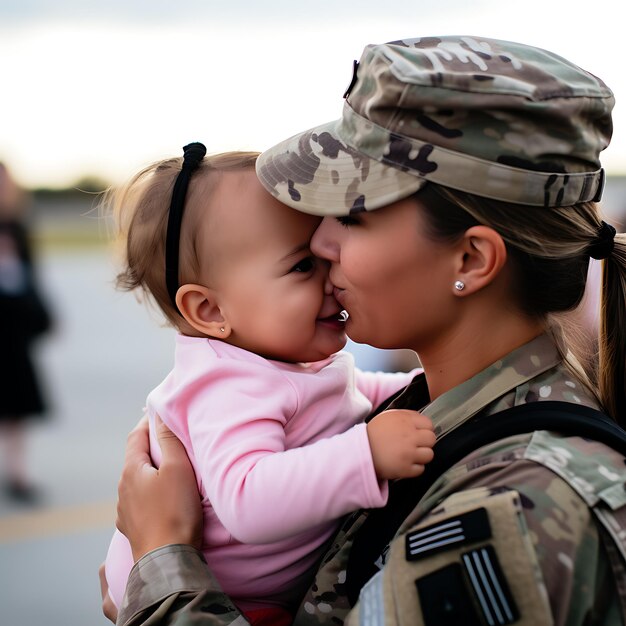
[
  {"x1": 416, "y1": 184, "x2": 626, "y2": 427},
  {"x1": 107, "y1": 151, "x2": 259, "y2": 329}
]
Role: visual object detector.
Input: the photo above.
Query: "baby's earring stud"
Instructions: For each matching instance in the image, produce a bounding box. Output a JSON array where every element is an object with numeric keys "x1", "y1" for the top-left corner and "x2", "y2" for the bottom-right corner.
[{"x1": 454, "y1": 280, "x2": 465, "y2": 291}]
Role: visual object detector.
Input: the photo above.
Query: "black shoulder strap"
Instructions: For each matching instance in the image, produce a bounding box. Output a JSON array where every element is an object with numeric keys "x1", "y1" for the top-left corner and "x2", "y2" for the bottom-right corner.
[{"x1": 345, "y1": 401, "x2": 626, "y2": 605}]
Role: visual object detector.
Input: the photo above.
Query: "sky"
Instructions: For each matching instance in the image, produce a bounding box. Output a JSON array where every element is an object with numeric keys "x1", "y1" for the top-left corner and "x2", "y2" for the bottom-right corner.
[{"x1": 0, "y1": 0, "x2": 624, "y2": 189}]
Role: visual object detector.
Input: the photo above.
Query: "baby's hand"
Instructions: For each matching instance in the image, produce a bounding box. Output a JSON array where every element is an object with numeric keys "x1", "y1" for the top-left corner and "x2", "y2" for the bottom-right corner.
[{"x1": 366, "y1": 409, "x2": 436, "y2": 480}]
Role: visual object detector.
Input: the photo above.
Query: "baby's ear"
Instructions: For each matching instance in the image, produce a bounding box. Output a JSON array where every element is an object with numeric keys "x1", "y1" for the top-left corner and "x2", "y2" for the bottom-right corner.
[{"x1": 176, "y1": 284, "x2": 231, "y2": 338}]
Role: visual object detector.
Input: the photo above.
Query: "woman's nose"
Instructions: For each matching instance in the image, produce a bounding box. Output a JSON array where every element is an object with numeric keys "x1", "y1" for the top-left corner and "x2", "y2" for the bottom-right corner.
[
  {"x1": 319, "y1": 262, "x2": 334, "y2": 296},
  {"x1": 311, "y1": 217, "x2": 340, "y2": 262}
]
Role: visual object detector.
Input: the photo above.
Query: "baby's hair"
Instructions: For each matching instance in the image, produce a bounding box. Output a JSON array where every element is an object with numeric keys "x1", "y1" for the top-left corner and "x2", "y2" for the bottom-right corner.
[{"x1": 108, "y1": 151, "x2": 259, "y2": 329}]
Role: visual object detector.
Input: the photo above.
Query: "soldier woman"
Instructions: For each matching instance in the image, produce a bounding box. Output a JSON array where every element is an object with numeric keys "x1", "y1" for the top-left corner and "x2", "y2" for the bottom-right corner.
[{"x1": 103, "y1": 36, "x2": 626, "y2": 625}]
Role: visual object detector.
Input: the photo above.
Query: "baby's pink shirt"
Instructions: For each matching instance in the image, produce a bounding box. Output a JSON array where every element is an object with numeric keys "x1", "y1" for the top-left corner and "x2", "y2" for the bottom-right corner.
[{"x1": 106, "y1": 337, "x2": 418, "y2": 611}]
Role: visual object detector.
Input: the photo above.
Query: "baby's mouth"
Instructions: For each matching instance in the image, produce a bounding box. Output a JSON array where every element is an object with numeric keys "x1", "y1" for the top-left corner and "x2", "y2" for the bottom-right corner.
[{"x1": 318, "y1": 310, "x2": 349, "y2": 326}]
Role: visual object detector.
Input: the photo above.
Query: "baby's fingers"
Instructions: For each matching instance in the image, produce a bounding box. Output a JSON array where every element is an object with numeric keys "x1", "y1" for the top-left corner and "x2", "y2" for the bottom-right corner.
[
  {"x1": 414, "y1": 428, "x2": 437, "y2": 448},
  {"x1": 411, "y1": 413, "x2": 435, "y2": 431},
  {"x1": 414, "y1": 446, "x2": 435, "y2": 465}
]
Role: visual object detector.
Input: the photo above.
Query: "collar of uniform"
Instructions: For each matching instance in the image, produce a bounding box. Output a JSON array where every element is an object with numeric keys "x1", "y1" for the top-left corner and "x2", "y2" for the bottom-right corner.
[{"x1": 390, "y1": 333, "x2": 562, "y2": 438}]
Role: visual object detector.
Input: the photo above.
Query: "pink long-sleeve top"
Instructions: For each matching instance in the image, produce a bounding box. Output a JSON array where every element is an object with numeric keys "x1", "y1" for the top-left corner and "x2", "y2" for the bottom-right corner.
[{"x1": 106, "y1": 336, "x2": 418, "y2": 612}]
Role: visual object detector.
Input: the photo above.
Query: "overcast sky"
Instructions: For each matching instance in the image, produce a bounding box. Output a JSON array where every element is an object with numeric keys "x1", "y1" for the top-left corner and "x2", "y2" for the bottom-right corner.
[{"x1": 1, "y1": 0, "x2": 623, "y2": 188}]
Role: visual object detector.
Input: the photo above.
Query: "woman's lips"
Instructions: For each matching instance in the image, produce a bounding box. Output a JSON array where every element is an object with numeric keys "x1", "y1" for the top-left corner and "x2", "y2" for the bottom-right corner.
[{"x1": 333, "y1": 287, "x2": 346, "y2": 307}]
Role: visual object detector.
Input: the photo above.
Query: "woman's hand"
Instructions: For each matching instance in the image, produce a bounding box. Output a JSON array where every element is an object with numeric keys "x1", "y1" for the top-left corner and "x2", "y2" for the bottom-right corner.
[{"x1": 116, "y1": 415, "x2": 203, "y2": 562}]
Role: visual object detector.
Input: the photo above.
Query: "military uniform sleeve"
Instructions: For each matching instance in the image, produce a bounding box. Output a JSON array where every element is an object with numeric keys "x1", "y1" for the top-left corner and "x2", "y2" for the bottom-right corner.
[
  {"x1": 340, "y1": 437, "x2": 624, "y2": 626},
  {"x1": 117, "y1": 545, "x2": 250, "y2": 626},
  {"x1": 460, "y1": 440, "x2": 624, "y2": 624}
]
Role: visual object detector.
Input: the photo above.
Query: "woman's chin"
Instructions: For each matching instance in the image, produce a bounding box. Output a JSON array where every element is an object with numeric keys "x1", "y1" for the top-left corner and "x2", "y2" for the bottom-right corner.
[{"x1": 345, "y1": 322, "x2": 390, "y2": 350}]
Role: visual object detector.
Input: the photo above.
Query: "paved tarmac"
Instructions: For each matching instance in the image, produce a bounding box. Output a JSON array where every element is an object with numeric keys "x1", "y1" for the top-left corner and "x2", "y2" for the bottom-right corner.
[{"x1": 0, "y1": 246, "x2": 176, "y2": 626}]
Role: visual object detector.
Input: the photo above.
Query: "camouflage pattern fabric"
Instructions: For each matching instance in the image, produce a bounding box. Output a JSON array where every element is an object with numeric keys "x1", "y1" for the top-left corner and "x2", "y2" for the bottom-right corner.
[
  {"x1": 117, "y1": 334, "x2": 626, "y2": 626},
  {"x1": 256, "y1": 36, "x2": 614, "y2": 215}
]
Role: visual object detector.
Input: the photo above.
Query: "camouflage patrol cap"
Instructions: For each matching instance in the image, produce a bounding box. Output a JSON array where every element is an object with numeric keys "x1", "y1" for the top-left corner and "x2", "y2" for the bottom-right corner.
[{"x1": 256, "y1": 36, "x2": 614, "y2": 215}]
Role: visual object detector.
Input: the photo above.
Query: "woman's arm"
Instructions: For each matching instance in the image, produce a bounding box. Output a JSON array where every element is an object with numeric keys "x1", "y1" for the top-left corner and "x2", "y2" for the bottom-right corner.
[{"x1": 118, "y1": 546, "x2": 245, "y2": 626}]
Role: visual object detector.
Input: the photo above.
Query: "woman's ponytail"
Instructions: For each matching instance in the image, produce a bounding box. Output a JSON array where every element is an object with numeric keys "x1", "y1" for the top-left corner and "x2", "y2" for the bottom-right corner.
[{"x1": 597, "y1": 235, "x2": 626, "y2": 427}]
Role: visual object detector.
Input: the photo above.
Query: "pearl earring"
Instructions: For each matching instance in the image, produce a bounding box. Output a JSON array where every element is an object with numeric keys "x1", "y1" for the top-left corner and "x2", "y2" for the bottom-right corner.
[
  {"x1": 219, "y1": 327, "x2": 225, "y2": 333},
  {"x1": 454, "y1": 280, "x2": 465, "y2": 291}
]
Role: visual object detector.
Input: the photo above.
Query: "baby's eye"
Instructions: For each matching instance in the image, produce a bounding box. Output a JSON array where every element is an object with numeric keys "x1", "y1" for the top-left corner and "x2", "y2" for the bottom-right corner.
[
  {"x1": 290, "y1": 257, "x2": 316, "y2": 273},
  {"x1": 336, "y1": 215, "x2": 360, "y2": 227}
]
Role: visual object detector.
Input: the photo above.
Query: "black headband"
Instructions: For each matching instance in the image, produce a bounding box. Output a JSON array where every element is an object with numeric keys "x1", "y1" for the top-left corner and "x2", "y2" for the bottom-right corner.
[{"x1": 165, "y1": 142, "x2": 207, "y2": 311}]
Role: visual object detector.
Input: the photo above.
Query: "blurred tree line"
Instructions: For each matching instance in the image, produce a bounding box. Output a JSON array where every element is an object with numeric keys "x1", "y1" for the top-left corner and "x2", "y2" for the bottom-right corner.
[
  {"x1": 27, "y1": 176, "x2": 114, "y2": 248},
  {"x1": 31, "y1": 175, "x2": 111, "y2": 201}
]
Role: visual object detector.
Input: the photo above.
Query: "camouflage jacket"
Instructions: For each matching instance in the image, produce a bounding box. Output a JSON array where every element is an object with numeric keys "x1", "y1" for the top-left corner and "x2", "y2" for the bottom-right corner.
[{"x1": 117, "y1": 334, "x2": 626, "y2": 626}]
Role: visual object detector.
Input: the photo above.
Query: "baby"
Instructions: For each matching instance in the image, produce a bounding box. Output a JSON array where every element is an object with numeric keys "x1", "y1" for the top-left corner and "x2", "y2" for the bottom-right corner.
[{"x1": 104, "y1": 144, "x2": 435, "y2": 624}]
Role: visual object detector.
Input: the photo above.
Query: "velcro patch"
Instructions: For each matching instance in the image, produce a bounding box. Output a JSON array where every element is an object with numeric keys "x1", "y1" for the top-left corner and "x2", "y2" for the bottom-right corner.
[
  {"x1": 461, "y1": 545, "x2": 519, "y2": 625},
  {"x1": 406, "y1": 508, "x2": 491, "y2": 561},
  {"x1": 416, "y1": 563, "x2": 483, "y2": 626}
]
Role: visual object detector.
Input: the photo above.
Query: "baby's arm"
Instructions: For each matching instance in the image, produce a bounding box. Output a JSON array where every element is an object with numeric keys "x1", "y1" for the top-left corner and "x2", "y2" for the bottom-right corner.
[
  {"x1": 190, "y1": 362, "x2": 409, "y2": 545},
  {"x1": 354, "y1": 366, "x2": 436, "y2": 478},
  {"x1": 355, "y1": 365, "x2": 422, "y2": 409},
  {"x1": 366, "y1": 409, "x2": 436, "y2": 479},
  {"x1": 197, "y1": 403, "x2": 381, "y2": 545}
]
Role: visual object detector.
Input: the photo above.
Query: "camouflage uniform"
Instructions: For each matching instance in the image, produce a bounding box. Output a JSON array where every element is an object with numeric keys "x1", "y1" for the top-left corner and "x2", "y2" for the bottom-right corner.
[{"x1": 117, "y1": 334, "x2": 626, "y2": 626}]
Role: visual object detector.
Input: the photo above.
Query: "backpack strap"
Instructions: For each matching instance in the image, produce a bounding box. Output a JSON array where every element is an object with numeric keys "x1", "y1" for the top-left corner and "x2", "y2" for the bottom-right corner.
[{"x1": 345, "y1": 401, "x2": 626, "y2": 605}]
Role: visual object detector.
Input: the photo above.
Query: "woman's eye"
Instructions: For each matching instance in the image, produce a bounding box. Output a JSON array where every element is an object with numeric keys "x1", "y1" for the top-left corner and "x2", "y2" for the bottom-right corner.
[
  {"x1": 336, "y1": 215, "x2": 360, "y2": 227},
  {"x1": 291, "y1": 257, "x2": 315, "y2": 273}
]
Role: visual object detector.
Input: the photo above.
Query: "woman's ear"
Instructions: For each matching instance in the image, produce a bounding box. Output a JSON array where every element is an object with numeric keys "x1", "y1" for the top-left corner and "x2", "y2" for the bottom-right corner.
[
  {"x1": 453, "y1": 226, "x2": 507, "y2": 296},
  {"x1": 175, "y1": 284, "x2": 231, "y2": 338}
]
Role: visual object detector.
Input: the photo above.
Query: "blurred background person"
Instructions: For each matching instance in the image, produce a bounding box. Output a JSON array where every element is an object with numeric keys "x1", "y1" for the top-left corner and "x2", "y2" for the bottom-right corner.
[{"x1": 0, "y1": 161, "x2": 53, "y2": 504}]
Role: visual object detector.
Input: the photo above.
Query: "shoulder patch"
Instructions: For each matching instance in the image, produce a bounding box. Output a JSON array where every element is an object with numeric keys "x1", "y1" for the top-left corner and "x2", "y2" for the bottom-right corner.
[
  {"x1": 415, "y1": 546, "x2": 520, "y2": 626},
  {"x1": 375, "y1": 488, "x2": 554, "y2": 625},
  {"x1": 406, "y1": 508, "x2": 491, "y2": 561},
  {"x1": 416, "y1": 563, "x2": 483, "y2": 625},
  {"x1": 461, "y1": 545, "x2": 519, "y2": 625}
]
